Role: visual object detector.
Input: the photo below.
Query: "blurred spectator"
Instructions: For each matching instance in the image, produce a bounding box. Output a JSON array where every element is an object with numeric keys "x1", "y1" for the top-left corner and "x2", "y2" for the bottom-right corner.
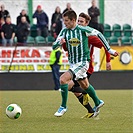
[
  {"x1": 49, "y1": 47, "x2": 62, "y2": 90},
  {"x1": 16, "y1": 9, "x2": 30, "y2": 25},
  {"x1": 62, "y1": 3, "x2": 73, "y2": 14},
  {"x1": 51, "y1": 6, "x2": 62, "y2": 38},
  {"x1": 16, "y1": 16, "x2": 30, "y2": 46},
  {"x1": 0, "y1": 17, "x2": 5, "y2": 45},
  {"x1": 1, "y1": 16, "x2": 15, "y2": 46},
  {"x1": 0, "y1": 4, "x2": 10, "y2": 21},
  {"x1": 88, "y1": 0, "x2": 100, "y2": 30},
  {"x1": 33, "y1": 5, "x2": 49, "y2": 37}
]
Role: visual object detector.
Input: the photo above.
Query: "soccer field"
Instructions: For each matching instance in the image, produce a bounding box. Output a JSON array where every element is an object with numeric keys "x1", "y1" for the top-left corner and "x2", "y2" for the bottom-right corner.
[{"x1": 0, "y1": 90, "x2": 132, "y2": 133}]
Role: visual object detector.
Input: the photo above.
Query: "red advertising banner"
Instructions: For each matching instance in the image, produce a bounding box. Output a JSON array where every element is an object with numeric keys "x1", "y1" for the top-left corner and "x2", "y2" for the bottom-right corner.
[{"x1": 0, "y1": 47, "x2": 69, "y2": 72}]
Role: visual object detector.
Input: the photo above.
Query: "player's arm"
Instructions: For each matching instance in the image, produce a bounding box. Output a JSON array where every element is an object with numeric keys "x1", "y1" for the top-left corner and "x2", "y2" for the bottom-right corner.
[
  {"x1": 52, "y1": 29, "x2": 66, "y2": 50},
  {"x1": 104, "y1": 47, "x2": 111, "y2": 63},
  {"x1": 104, "y1": 47, "x2": 111, "y2": 70},
  {"x1": 85, "y1": 27, "x2": 119, "y2": 56},
  {"x1": 62, "y1": 42, "x2": 68, "y2": 51},
  {"x1": 88, "y1": 36, "x2": 111, "y2": 70},
  {"x1": 94, "y1": 30, "x2": 119, "y2": 56},
  {"x1": 87, "y1": 45, "x2": 94, "y2": 74}
]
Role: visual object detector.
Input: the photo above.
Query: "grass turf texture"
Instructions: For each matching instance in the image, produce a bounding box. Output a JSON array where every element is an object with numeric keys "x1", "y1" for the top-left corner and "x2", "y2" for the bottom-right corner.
[{"x1": 0, "y1": 90, "x2": 132, "y2": 133}]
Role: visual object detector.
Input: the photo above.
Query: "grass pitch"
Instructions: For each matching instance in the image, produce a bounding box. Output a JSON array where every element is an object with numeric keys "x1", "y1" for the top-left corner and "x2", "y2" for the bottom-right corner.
[{"x1": 0, "y1": 90, "x2": 132, "y2": 133}]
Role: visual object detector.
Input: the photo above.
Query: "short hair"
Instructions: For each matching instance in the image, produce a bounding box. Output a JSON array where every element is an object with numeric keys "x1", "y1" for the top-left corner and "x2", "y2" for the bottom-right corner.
[
  {"x1": 79, "y1": 12, "x2": 91, "y2": 23},
  {"x1": 22, "y1": 9, "x2": 26, "y2": 12},
  {"x1": 6, "y1": 16, "x2": 11, "y2": 19},
  {"x1": 63, "y1": 10, "x2": 77, "y2": 21}
]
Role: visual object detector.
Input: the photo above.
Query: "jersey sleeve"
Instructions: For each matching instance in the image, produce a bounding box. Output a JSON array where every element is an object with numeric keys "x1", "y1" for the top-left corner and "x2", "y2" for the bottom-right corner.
[
  {"x1": 88, "y1": 36, "x2": 111, "y2": 62},
  {"x1": 52, "y1": 28, "x2": 66, "y2": 50},
  {"x1": 85, "y1": 26, "x2": 111, "y2": 51},
  {"x1": 88, "y1": 36, "x2": 103, "y2": 49},
  {"x1": 87, "y1": 45, "x2": 94, "y2": 74},
  {"x1": 104, "y1": 47, "x2": 111, "y2": 62}
]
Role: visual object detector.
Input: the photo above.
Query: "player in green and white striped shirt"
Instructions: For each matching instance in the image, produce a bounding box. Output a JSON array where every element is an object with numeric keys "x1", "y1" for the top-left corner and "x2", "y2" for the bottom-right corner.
[
  {"x1": 53, "y1": 21, "x2": 113, "y2": 64},
  {"x1": 53, "y1": 10, "x2": 118, "y2": 117}
]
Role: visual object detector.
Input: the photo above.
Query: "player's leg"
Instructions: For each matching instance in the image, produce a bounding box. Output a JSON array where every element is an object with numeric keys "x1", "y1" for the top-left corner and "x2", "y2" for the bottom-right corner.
[
  {"x1": 68, "y1": 77, "x2": 100, "y2": 117},
  {"x1": 74, "y1": 92, "x2": 95, "y2": 118},
  {"x1": 68, "y1": 81, "x2": 95, "y2": 118},
  {"x1": 75, "y1": 92, "x2": 100, "y2": 118},
  {"x1": 68, "y1": 80, "x2": 94, "y2": 114},
  {"x1": 73, "y1": 63, "x2": 101, "y2": 108},
  {"x1": 69, "y1": 62, "x2": 97, "y2": 117},
  {"x1": 69, "y1": 72, "x2": 91, "y2": 93},
  {"x1": 54, "y1": 71, "x2": 72, "y2": 117},
  {"x1": 74, "y1": 62, "x2": 104, "y2": 112},
  {"x1": 78, "y1": 78, "x2": 104, "y2": 112},
  {"x1": 87, "y1": 72, "x2": 104, "y2": 111}
]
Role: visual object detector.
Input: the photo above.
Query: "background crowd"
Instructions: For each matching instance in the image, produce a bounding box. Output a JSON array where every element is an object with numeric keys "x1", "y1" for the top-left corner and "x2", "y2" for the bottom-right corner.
[{"x1": 0, "y1": 1, "x2": 103, "y2": 46}]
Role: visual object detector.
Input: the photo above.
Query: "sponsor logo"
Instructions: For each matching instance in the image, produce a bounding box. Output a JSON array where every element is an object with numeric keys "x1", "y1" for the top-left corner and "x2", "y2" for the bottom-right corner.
[{"x1": 68, "y1": 38, "x2": 80, "y2": 46}]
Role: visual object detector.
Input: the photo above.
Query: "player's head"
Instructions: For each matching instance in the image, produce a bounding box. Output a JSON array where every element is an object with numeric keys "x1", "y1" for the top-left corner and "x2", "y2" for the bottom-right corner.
[
  {"x1": 77, "y1": 12, "x2": 91, "y2": 26},
  {"x1": 63, "y1": 10, "x2": 77, "y2": 29}
]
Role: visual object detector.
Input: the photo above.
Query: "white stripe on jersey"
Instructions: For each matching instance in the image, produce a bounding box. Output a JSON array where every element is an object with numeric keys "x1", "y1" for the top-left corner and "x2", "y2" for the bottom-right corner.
[
  {"x1": 66, "y1": 31, "x2": 70, "y2": 55},
  {"x1": 75, "y1": 29, "x2": 78, "y2": 63},
  {"x1": 70, "y1": 30, "x2": 74, "y2": 64},
  {"x1": 79, "y1": 30, "x2": 83, "y2": 62},
  {"x1": 66, "y1": 31, "x2": 71, "y2": 64}
]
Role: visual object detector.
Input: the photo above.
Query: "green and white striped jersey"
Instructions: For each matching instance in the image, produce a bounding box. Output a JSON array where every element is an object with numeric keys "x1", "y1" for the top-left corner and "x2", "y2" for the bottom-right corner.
[{"x1": 53, "y1": 25, "x2": 110, "y2": 64}]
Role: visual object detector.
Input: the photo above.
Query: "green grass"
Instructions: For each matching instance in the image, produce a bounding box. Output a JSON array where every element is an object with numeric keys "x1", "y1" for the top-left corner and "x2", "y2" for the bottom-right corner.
[{"x1": 0, "y1": 90, "x2": 133, "y2": 133}]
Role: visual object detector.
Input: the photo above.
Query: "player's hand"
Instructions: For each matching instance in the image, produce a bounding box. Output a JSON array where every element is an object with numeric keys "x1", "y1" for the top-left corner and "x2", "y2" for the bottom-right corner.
[
  {"x1": 106, "y1": 62, "x2": 111, "y2": 71},
  {"x1": 108, "y1": 49, "x2": 119, "y2": 57},
  {"x1": 60, "y1": 38, "x2": 66, "y2": 44},
  {"x1": 113, "y1": 52, "x2": 119, "y2": 57}
]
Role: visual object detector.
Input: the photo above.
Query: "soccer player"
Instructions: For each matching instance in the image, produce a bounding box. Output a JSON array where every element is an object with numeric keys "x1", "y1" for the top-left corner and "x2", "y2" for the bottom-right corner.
[
  {"x1": 53, "y1": 10, "x2": 118, "y2": 117},
  {"x1": 62, "y1": 12, "x2": 114, "y2": 118}
]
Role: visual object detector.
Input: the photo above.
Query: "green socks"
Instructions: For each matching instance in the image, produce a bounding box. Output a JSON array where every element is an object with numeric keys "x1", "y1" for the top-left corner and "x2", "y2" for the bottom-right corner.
[
  {"x1": 60, "y1": 84, "x2": 100, "y2": 108},
  {"x1": 85, "y1": 84, "x2": 100, "y2": 106},
  {"x1": 60, "y1": 84, "x2": 68, "y2": 108}
]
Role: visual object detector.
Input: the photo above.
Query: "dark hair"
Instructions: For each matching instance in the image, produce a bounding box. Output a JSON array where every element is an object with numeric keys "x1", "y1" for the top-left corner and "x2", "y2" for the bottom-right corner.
[
  {"x1": 79, "y1": 12, "x2": 91, "y2": 23},
  {"x1": 63, "y1": 10, "x2": 77, "y2": 21},
  {"x1": 55, "y1": 6, "x2": 61, "y2": 13},
  {"x1": 6, "y1": 15, "x2": 11, "y2": 19}
]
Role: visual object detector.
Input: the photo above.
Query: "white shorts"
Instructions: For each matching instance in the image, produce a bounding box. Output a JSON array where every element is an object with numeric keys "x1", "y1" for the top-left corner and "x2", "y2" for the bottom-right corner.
[{"x1": 69, "y1": 61, "x2": 89, "y2": 81}]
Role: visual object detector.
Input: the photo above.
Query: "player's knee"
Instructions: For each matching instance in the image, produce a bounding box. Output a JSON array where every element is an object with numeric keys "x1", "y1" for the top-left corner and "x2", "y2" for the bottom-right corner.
[
  {"x1": 81, "y1": 82, "x2": 89, "y2": 89},
  {"x1": 60, "y1": 76, "x2": 67, "y2": 84},
  {"x1": 74, "y1": 92, "x2": 82, "y2": 97},
  {"x1": 81, "y1": 84, "x2": 88, "y2": 89}
]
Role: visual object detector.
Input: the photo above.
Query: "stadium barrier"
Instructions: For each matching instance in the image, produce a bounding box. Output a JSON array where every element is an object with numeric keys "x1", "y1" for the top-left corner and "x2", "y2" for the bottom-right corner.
[
  {"x1": 0, "y1": 46, "x2": 133, "y2": 90},
  {"x1": 0, "y1": 71, "x2": 133, "y2": 90}
]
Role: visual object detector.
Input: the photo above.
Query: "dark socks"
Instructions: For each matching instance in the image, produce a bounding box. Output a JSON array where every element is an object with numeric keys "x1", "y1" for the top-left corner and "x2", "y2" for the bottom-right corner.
[
  {"x1": 77, "y1": 94, "x2": 94, "y2": 113},
  {"x1": 69, "y1": 86, "x2": 87, "y2": 94}
]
